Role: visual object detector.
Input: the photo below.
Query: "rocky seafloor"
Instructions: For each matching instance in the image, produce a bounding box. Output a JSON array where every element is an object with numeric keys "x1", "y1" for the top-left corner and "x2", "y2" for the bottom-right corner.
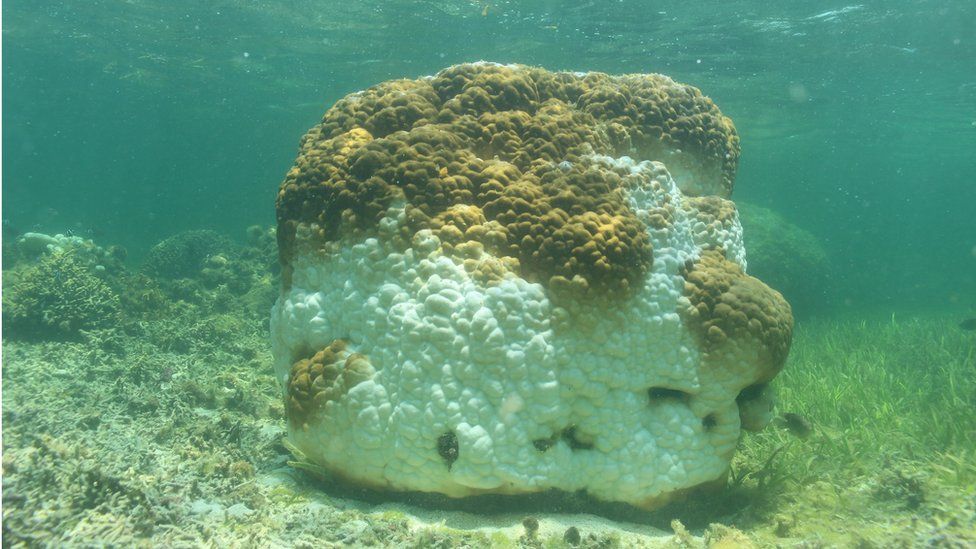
[{"x1": 2, "y1": 225, "x2": 974, "y2": 548}]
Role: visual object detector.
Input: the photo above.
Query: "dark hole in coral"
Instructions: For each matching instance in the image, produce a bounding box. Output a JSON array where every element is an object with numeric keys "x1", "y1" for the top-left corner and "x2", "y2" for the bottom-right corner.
[
  {"x1": 736, "y1": 383, "x2": 768, "y2": 404},
  {"x1": 437, "y1": 431, "x2": 459, "y2": 469},
  {"x1": 647, "y1": 387, "x2": 690, "y2": 403},
  {"x1": 564, "y1": 525, "x2": 582, "y2": 545},
  {"x1": 561, "y1": 426, "x2": 594, "y2": 450},
  {"x1": 702, "y1": 413, "x2": 718, "y2": 430},
  {"x1": 532, "y1": 438, "x2": 554, "y2": 452}
]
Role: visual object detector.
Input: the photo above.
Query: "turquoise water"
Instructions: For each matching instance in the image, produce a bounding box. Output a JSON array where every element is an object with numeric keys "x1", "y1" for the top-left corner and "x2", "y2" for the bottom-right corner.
[
  {"x1": 3, "y1": 3, "x2": 976, "y2": 545},
  {"x1": 3, "y1": 1, "x2": 974, "y2": 306}
]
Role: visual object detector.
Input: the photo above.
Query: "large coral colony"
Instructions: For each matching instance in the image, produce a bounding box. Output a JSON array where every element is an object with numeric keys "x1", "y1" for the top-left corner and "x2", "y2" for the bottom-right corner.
[{"x1": 272, "y1": 62, "x2": 793, "y2": 509}]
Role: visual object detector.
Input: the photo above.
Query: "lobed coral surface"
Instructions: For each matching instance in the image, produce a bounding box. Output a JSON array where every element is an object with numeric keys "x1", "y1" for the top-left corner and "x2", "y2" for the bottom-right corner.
[{"x1": 271, "y1": 62, "x2": 792, "y2": 509}]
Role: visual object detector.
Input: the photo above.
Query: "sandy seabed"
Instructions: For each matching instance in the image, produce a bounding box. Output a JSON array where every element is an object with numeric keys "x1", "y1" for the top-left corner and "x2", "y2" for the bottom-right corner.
[
  {"x1": 0, "y1": 319, "x2": 685, "y2": 548},
  {"x1": 3, "y1": 308, "x2": 975, "y2": 547}
]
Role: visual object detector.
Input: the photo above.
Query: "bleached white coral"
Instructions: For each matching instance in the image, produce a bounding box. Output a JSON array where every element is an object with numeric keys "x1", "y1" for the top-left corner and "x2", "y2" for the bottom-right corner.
[{"x1": 271, "y1": 63, "x2": 792, "y2": 509}]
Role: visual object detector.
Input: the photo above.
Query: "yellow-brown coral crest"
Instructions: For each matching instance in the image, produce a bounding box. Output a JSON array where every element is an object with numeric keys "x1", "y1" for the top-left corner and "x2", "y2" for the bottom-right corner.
[
  {"x1": 681, "y1": 250, "x2": 794, "y2": 380},
  {"x1": 276, "y1": 63, "x2": 740, "y2": 297},
  {"x1": 286, "y1": 340, "x2": 377, "y2": 430}
]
